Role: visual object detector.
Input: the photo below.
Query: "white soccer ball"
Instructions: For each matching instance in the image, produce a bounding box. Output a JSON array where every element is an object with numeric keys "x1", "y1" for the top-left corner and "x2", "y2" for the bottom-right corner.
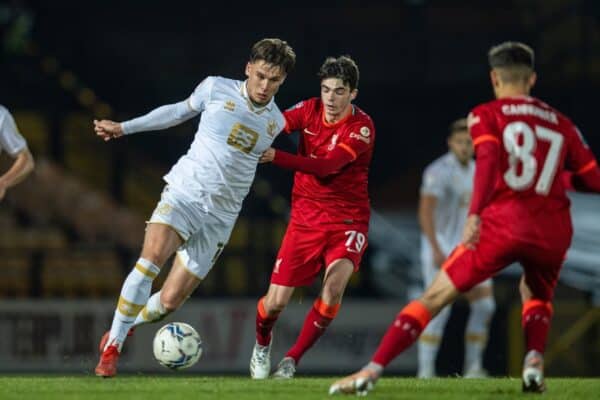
[{"x1": 153, "y1": 322, "x2": 203, "y2": 370}]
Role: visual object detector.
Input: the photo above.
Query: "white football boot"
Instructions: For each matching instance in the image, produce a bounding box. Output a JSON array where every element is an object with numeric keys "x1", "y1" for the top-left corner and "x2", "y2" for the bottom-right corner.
[
  {"x1": 272, "y1": 356, "x2": 296, "y2": 379},
  {"x1": 522, "y1": 350, "x2": 546, "y2": 393},
  {"x1": 329, "y1": 364, "x2": 381, "y2": 396},
  {"x1": 250, "y1": 340, "x2": 271, "y2": 379}
]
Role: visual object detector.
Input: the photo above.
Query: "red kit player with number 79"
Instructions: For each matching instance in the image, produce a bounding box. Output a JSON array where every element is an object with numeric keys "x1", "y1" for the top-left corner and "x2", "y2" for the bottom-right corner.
[{"x1": 249, "y1": 56, "x2": 376, "y2": 380}]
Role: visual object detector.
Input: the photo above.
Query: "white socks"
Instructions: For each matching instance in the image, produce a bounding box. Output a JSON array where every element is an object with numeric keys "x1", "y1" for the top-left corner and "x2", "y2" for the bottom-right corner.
[
  {"x1": 417, "y1": 296, "x2": 495, "y2": 376},
  {"x1": 133, "y1": 291, "x2": 168, "y2": 328},
  {"x1": 464, "y1": 296, "x2": 495, "y2": 372},
  {"x1": 417, "y1": 305, "x2": 451, "y2": 377},
  {"x1": 106, "y1": 258, "x2": 160, "y2": 351}
]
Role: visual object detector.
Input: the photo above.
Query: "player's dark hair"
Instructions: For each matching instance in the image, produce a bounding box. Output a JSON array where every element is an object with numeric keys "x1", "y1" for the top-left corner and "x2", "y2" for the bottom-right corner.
[
  {"x1": 488, "y1": 41, "x2": 535, "y2": 83},
  {"x1": 317, "y1": 56, "x2": 359, "y2": 90},
  {"x1": 250, "y1": 38, "x2": 296, "y2": 74},
  {"x1": 449, "y1": 118, "x2": 468, "y2": 136}
]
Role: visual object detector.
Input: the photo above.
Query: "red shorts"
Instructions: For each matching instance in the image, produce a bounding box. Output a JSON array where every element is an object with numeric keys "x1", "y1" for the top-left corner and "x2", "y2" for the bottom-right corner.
[
  {"x1": 443, "y1": 212, "x2": 572, "y2": 302},
  {"x1": 270, "y1": 222, "x2": 368, "y2": 287}
]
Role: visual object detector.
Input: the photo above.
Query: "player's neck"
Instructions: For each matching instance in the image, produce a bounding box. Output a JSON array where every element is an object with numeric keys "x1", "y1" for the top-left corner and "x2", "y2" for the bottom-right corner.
[
  {"x1": 496, "y1": 85, "x2": 531, "y2": 99},
  {"x1": 324, "y1": 104, "x2": 352, "y2": 124}
]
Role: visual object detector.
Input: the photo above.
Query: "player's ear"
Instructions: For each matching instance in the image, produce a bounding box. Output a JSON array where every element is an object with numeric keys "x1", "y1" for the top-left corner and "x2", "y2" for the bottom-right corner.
[
  {"x1": 528, "y1": 71, "x2": 537, "y2": 90},
  {"x1": 350, "y1": 89, "x2": 358, "y2": 101},
  {"x1": 490, "y1": 69, "x2": 500, "y2": 89},
  {"x1": 245, "y1": 62, "x2": 252, "y2": 78}
]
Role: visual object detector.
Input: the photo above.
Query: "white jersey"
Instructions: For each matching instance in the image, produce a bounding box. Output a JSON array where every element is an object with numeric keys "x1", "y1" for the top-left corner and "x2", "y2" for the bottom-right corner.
[
  {"x1": 420, "y1": 152, "x2": 474, "y2": 255},
  {"x1": 122, "y1": 76, "x2": 285, "y2": 218},
  {"x1": 0, "y1": 105, "x2": 27, "y2": 156}
]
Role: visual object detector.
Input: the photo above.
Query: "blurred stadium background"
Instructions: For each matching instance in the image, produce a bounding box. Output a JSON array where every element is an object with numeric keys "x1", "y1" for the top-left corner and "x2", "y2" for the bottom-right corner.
[{"x1": 0, "y1": 0, "x2": 598, "y2": 377}]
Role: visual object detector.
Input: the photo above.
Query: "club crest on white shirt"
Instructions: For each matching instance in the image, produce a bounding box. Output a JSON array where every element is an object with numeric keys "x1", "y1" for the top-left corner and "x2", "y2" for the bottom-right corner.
[
  {"x1": 267, "y1": 120, "x2": 278, "y2": 137},
  {"x1": 224, "y1": 100, "x2": 236, "y2": 112}
]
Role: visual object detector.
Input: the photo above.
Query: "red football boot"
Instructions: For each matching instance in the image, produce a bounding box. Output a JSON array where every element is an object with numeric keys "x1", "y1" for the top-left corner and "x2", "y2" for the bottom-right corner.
[{"x1": 95, "y1": 345, "x2": 120, "y2": 378}]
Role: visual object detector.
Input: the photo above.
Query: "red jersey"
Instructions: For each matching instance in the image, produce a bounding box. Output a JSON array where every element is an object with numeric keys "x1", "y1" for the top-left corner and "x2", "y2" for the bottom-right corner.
[
  {"x1": 468, "y1": 96, "x2": 596, "y2": 240},
  {"x1": 282, "y1": 97, "x2": 375, "y2": 228}
]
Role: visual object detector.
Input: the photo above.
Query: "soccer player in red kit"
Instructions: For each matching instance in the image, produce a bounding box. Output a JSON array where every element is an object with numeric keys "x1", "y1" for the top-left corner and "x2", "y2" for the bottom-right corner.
[
  {"x1": 249, "y1": 56, "x2": 375, "y2": 379},
  {"x1": 329, "y1": 42, "x2": 600, "y2": 395}
]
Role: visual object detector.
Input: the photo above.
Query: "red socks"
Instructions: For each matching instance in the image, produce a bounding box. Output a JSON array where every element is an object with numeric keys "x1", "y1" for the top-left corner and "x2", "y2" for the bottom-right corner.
[
  {"x1": 522, "y1": 299, "x2": 553, "y2": 353},
  {"x1": 286, "y1": 298, "x2": 340, "y2": 363},
  {"x1": 255, "y1": 297, "x2": 279, "y2": 346},
  {"x1": 372, "y1": 300, "x2": 432, "y2": 367}
]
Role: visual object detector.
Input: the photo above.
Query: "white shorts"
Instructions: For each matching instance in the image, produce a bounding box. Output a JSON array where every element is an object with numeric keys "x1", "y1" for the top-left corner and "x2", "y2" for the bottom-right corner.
[
  {"x1": 421, "y1": 246, "x2": 492, "y2": 288},
  {"x1": 148, "y1": 185, "x2": 236, "y2": 279}
]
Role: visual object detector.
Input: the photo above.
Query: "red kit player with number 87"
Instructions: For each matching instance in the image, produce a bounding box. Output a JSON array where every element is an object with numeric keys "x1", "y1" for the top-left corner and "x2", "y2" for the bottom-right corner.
[{"x1": 329, "y1": 42, "x2": 600, "y2": 395}]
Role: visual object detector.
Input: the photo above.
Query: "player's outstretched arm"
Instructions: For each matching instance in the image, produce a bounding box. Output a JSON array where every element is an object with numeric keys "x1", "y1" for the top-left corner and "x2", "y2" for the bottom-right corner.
[
  {"x1": 94, "y1": 119, "x2": 124, "y2": 141},
  {"x1": 262, "y1": 146, "x2": 354, "y2": 178},
  {"x1": 94, "y1": 100, "x2": 200, "y2": 141}
]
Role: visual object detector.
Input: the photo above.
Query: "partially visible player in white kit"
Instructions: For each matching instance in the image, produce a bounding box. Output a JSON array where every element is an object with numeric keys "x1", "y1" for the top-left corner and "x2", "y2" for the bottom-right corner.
[
  {"x1": 92, "y1": 38, "x2": 296, "y2": 377},
  {"x1": 417, "y1": 118, "x2": 495, "y2": 378},
  {"x1": 0, "y1": 105, "x2": 35, "y2": 199}
]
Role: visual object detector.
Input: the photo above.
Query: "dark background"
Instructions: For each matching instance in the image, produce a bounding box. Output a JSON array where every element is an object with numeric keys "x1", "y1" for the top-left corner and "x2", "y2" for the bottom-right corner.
[
  {"x1": 0, "y1": 0, "x2": 598, "y2": 377},
  {"x1": 3, "y1": 0, "x2": 599, "y2": 208}
]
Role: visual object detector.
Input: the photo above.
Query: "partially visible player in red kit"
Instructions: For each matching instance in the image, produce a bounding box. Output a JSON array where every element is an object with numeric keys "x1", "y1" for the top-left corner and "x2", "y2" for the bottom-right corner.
[
  {"x1": 249, "y1": 56, "x2": 375, "y2": 379},
  {"x1": 330, "y1": 42, "x2": 600, "y2": 395}
]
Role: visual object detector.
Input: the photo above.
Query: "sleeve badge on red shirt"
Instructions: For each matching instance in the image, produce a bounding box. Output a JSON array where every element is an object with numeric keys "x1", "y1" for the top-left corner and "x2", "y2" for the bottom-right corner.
[
  {"x1": 360, "y1": 126, "x2": 371, "y2": 137},
  {"x1": 467, "y1": 112, "x2": 480, "y2": 128}
]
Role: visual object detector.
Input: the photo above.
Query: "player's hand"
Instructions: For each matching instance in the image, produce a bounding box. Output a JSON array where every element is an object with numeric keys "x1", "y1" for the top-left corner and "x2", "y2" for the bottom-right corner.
[
  {"x1": 433, "y1": 246, "x2": 446, "y2": 268},
  {"x1": 259, "y1": 147, "x2": 276, "y2": 164},
  {"x1": 461, "y1": 214, "x2": 481, "y2": 249},
  {"x1": 94, "y1": 119, "x2": 124, "y2": 141}
]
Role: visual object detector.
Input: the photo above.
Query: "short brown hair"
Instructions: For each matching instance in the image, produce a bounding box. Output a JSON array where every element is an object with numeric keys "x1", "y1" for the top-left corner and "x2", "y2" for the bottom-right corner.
[
  {"x1": 488, "y1": 41, "x2": 535, "y2": 83},
  {"x1": 449, "y1": 118, "x2": 468, "y2": 136},
  {"x1": 249, "y1": 38, "x2": 296, "y2": 74},
  {"x1": 317, "y1": 56, "x2": 359, "y2": 90}
]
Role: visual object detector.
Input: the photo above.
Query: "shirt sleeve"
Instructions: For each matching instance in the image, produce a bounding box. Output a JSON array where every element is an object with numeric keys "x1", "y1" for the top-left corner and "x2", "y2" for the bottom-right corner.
[
  {"x1": 282, "y1": 100, "x2": 309, "y2": 133},
  {"x1": 121, "y1": 100, "x2": 200, "y2": 135},
  {"x1": 336, "y1": 121, "x2": 375, "y2": 161},
  {"x1": 467, "y1": 105, "x2": 501, "y2": 215},
  {"x1": 420, "y1": 164, "x2": 446, "y2": 198},
  {"x1": 565, "y1": 125, "x2": 597, "y2": 175},
  {"x1": 467, "y1": 106, "x2": 501, "y2": 148},
  {"x1": 188, "y1": 76, "x2": 216, "y2": 112},
  {"x1": 0, "y1": 107, "x2": 27, "y2": 156},
  {"x1": 272, "y1": 145, "x2": 355, "y2": 178}
]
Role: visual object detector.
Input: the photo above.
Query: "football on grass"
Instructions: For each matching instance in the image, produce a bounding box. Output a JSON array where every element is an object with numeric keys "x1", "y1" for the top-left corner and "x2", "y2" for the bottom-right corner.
[{"x1": 153, "y1": 322, "x2": 203, "y2": 370}]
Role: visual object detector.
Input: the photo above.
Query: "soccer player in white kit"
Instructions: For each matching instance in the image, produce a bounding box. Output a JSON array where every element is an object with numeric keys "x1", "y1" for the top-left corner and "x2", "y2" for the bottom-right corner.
[
  {"x1": 0, "y1": 105, "x2": 35, "y2": 199},
  {"x1": 93, "y1": 38, "x2": 296, "y2": 377},
  {"x1": 417, "y1": 118, "x2": 495, "y2": 378}
]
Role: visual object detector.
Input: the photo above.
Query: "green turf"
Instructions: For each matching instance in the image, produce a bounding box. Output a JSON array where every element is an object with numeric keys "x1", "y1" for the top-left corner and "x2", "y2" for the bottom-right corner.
[{"x1": 0, "y1": 376, "x2": 598, "y2": 400}]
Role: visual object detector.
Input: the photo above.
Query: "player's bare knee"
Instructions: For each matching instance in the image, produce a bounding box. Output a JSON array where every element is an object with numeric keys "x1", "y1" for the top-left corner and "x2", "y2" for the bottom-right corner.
[
  {"x1": 141, "y1": 247, "x2": 167, "y2": 267},
  {"x1": 321, "y1": 283, "x2": 345, "y2": 305},
  {"x1": 264, "y1": 295, "x2": 288, "y2": 314},
  {"x1": 159, "y1": 289, "x2": 183, "y2": 312},
  {"x1": 420, "y1": 288, "x2": 456, "y2": 316}
]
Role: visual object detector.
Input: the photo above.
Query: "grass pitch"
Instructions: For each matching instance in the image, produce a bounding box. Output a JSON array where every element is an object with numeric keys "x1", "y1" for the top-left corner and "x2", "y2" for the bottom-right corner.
[{"x1": 0, "y1": 376, "x2": 598, "y2": 400}]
